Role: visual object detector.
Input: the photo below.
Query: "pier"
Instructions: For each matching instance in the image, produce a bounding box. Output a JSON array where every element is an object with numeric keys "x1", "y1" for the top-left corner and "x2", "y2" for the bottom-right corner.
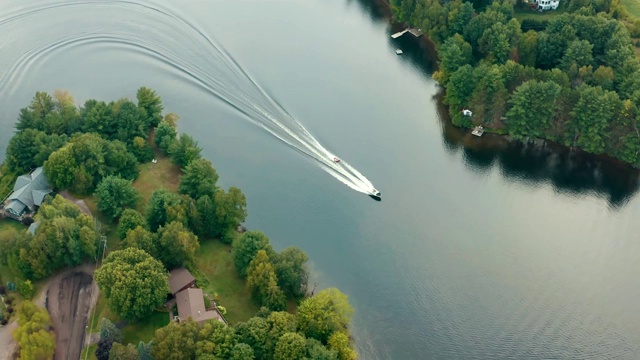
[{"x1": 391, "y1": 28, "x2": 424, "y2": 39}]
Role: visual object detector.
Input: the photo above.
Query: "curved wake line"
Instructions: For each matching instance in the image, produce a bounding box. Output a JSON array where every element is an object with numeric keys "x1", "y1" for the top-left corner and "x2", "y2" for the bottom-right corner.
[{"x1": 0, "y1": 0, "x2": 379, "y2": 196}]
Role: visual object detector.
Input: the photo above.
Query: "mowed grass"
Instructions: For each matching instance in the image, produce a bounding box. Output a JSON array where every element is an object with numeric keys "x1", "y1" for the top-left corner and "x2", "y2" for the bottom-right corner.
[
  {"x1": 195, "y1": 240, "x2": 259, "y2": 324},
  {"x1": 623, "y1": 0, "x2": 640, "y2": 18},
  {"x1": 132, "y1": 153, "x2": 181, "y2": 209},
  {"x1": 80, "y1": 344, "x2": 98, "y2": 360},
  {"x1": 121, "y1": 311, "x2": 169, "y2": 345},
  {"x1": 515, "y1": 7, "x2": 567, "y2": 22}
]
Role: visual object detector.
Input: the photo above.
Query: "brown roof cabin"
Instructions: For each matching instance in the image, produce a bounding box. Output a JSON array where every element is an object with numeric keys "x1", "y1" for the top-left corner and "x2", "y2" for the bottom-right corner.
[
  {"x1": 168, "y1": 267, "x2": 196, "y2": 295},
  {"x1": 175, "y1": 288, "x2": 225, "y2": 325}
]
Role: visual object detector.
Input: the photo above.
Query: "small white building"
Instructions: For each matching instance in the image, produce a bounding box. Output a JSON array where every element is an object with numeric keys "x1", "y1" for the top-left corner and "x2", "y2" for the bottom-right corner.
[
  {"x1": 462, "y1": 109, "x2": 472, "y2": 117},
  {"x1": 537, "y1": 0, "x2": 559, "y2": 10}
]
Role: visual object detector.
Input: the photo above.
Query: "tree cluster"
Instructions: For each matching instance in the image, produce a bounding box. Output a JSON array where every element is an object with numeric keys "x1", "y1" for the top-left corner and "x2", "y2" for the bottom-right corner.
[
  {"x1": 233, "y1": 231, "x2": 310, "y2": 310},
  {"x1": 392, "y1": 0, "x2": 640, "y2": 166},
  {"x1": 150, "y1": 289, "x2": 355, "y2": 360},
  {"x1": 0, "y1": 195, "x2": 100, "y2": 280},
  {"x1": 12, "y1": 301, "x2": 56, "y2": 360}
]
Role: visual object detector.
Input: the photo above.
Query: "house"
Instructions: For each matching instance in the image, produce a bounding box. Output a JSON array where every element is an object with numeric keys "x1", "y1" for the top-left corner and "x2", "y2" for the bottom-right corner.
[
  {"x1": 175, "y1": 287, "x2": 225, "y2": 325},
  {"x1": 168, "y1": 267, "x2": 196, "y2": 296},
  {"x1": 168, "y1": 267, "x2": 227, "y2": 325},
  {"x1": 536, "y1": 0, "x2": 559, "y2": 10},
  {"x1": 462, "y1": 109, "x2": 472, "y2": 117},
  {"x1": 2, "y1": 167, "x2": 51, "y2": 220}
]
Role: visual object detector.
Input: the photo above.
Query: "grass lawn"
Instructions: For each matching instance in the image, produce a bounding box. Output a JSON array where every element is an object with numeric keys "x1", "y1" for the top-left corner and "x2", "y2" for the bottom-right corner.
[
  {"x1": 623, "y1": 0, "x2": 640, "y2": 18},
  {"x1": 195, "y1": 240, "x2": 259, "y2": 324},
  {"x1": 87, "y1": 292, "x2": 120, "y2": 333},
  {"x1": 132, "y1": 153, "x2": 181, "y2": 210},
  {"x1": 80, "y1": 344, "x2": 97, "y2": 360},
  {"x1": 121, "y1": 311, "x2": 169, "y2": 345},
  {"x1": 0, "y1": 219, "x2": 24, "y2": 283},
  {"x1": 515, "y1": 7, "x2": 567, "y2": 22}
]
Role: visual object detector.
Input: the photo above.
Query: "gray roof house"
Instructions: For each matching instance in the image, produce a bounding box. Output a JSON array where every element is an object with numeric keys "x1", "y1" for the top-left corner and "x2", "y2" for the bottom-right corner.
[{"x1": 3, "y1": 167, "x2": 51, "y2": 219}]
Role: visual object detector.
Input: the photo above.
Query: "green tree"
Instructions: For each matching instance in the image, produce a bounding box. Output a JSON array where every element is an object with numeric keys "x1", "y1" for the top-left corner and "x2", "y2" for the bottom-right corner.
[
  {"x1": 196, "y1": 195, "x2": 217, "y2": 237},
  {"x1": 274, "y1": 247, "x2": 309, "y2": 298},
  {"x1": 5, "y1": 129, "x2": 68, "y2": 174},
  {"x1": 266, "y1": 311, "x2": 297, "y2": 355},
  {"x1": 570, "y1": 84, "x2": 621, "y2": 154},
  {"x1": 214, "y1": 187, "x2": 248, "y2": 239},
  {"x1": 169, "y1": 134, "x2": 202, "y2": 168},
  {"x1": 235, "y1": 317, "x2": 269, "y2": 360},
  {"x1": 112, "y1": 99, "x2": 148, "y2": 143},
  {"x1": 15, "y1": 92, "x2": 55, "y2": 132},
  {"x1": 179, "y1": 158, "x2": 219, "y2": 200},
  {"x1": 156, "y1": 221, "x2": 200, "y2": 269},
  {"x1": 12, "y1": 301, "x2": 56, "y2": 360},
  {"x1": 146, "y1": 189, "x2": 182, "y2": 231},
  {"x1": 109, "y1": 343, "x2": 139, "y2": 360},
  {"x1": 506, "y1": 80, "x2": 562, "y2": 140},
  {"x1": 95, "y1": 175, "x2": 140, "y2": 220},
  {"x1": 152, "y1": 320, "x2": 200, "y2": 360},
  {"x1": 274, "y1": 332, "x2": 307, "y2": 360},
  {"x1": 117, "y1": 208, "x2": 147, "y2": 240},
  {"x1": 130, "y1": 136, "x2": 154, "y2": 163},
  {"x1": 155, "y1": 120, "x2": 177, "y2": 154},
  {"x1": 519, "y1": 30, "x2": 538, "y2": 67},
  {"x1": 479, "y1": 22, "x2": 511, "y2": 63},
  {"x1": 327, "y1": 332, "x2": 357, "y2": 360},
  {"x1": 230, "y1": 343, "x2": 255, "y2": 360},
  {"x1": 122, "y1": 226, "x2": 157, "y2": 257},
  {"x1": 196, "y1": 320, "x2": 237, "y2": 359},
  {"x1": 464, "y1": 10, "x2": 507, "y2": 49},
  {"x1": 247, "y1": 250, "x2": 286, "y2": 311},
  {"x1": 138, "y1": 341, "x2": 153, "y2": 360},
  {"x1": 306, "y1": 338, "x2": 338, "y2": 360},
  {"x1": 591, "y1": 65, "x2": 615, "y2": 90},
  {"x1": 17, "y1": 279, "x2": 34, "y2": 299},
  {"x1": 137, "y1": 87, "x2": 164, "y2": 127},
  {"x1": 100, "y1": 318, "x2": 122, "y2": 343},
  {"x1": 560, "y1": 39, "x2": 594, "y2": 72},
  {"x1": 437, "y1": 34, "x2": 473, "y2": 83},
  {"x1": 95, "y1": 248, "x2": 169, "y2": 320},
  {"x1": 233, "y1": 231, "x2": 275, "y2": 277},
  {"x1": 296, "y1": 288, "x2": 354, "y2": 343}
]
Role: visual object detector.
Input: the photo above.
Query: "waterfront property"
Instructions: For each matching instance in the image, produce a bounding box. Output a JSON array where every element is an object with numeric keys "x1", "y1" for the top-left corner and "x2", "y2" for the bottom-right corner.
[
  {"x1": 168, "y1": 267, "x2": 227, "y2": 325},
  {"x1": 1, "y1": 167, "x2": 51, "y2": 220}
]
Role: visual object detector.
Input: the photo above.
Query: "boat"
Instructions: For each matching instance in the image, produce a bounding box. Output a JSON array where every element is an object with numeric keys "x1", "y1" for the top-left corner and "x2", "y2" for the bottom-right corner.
[
  {"x1": 371, "y1": 189, "x2": 381, "y2": 197},
  {"x1": 333, "y1": 157, "x2": 341, "y2": 163},
  {"x1": 395, "y1": 49, "x2": 403, "y2": 55}
]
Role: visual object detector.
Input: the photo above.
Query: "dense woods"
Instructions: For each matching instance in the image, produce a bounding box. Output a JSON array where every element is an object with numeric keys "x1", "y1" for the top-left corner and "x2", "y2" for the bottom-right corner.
[{"x1": 390, "y1": 0, "x2": 640, "y2": 166}]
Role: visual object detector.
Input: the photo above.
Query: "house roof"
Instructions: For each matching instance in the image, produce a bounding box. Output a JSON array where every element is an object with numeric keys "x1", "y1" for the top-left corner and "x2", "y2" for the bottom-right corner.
[
  {"x1": 7, "y1": 167, "x2": 51, "y2": 211},
  {"x1": 6, "y1": 199, "x2": 26, "y2": 215},
  {"x1": 175, "y1": 288, "x2": 221, "y2": 323},
  {"x1": 168, "y1": 267, "x2": 196, "y2": 295}
]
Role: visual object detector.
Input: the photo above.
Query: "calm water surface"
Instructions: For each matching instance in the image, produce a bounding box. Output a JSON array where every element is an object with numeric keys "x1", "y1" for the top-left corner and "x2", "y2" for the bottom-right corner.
[{"x1": 2, "y1": 0, "x2": 640, "y2": 358}]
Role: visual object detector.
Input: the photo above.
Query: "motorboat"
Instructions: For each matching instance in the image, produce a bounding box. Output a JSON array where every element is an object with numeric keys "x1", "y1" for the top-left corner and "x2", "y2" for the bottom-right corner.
[
  {"x1": 371, "y1": 189, "x2": 381, "y2": 197},
  {"x1": 333, "y1": 157, "x2": 341, "y2": 163}
]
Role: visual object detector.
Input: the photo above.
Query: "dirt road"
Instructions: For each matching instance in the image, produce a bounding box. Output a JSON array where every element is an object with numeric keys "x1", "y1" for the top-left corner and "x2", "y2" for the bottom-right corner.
[{"x1": 46, "y1": 266, "x2": 98, "y2": 360}]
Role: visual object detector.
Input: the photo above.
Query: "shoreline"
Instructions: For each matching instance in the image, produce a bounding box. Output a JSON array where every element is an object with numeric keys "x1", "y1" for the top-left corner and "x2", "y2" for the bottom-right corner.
[{"x1": 364, "y1": 0, "x2": 640, "y2": 172}]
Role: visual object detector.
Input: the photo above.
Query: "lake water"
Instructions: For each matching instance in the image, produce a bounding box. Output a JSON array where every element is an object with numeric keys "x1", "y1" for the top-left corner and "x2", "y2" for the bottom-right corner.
[{"x1": 2, "y1": 0, "x2": 640, "y2": 359}]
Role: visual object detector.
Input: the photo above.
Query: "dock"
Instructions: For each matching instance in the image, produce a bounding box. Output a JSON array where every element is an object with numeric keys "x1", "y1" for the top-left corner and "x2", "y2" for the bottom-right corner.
[
  {"x1": 391, "y1": 28, "x2": 423, "y2": 39},
  {"x1": 472, "y1": 126, "x2": 485, "y2": 137}
]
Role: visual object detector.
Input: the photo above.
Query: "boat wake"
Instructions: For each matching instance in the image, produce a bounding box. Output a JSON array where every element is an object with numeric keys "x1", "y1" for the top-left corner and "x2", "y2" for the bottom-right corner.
[{"x1": 0, "y1": 0, "x2": 380, "y2": 197}]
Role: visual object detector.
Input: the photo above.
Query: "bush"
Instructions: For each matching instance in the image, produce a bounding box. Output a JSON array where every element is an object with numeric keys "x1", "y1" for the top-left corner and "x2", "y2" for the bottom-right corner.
[
  {"x1": 0, "y1": 285, "x2": 6, "y2": 295},
  {"x1": 217, "y1": 305, "x2": 227, "y2": 315},
  {"x1": 1, "y1": 319, "x2": 7, "y2": 325},
  {"x1": 6, "y1": 307, "x2": 13, "y2": 314}
]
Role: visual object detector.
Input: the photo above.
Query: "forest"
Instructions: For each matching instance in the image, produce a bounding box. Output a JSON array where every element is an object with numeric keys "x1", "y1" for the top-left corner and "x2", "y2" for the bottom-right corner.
[{"x1": 389, "y1": 0, "x2": 640, "y2": 166}]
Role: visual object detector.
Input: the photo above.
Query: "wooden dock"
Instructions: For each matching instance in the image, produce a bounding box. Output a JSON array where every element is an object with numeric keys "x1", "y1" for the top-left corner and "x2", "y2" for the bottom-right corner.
[
  {"x1": 391, "y1": 28, "x2": 423, "y2": 39},
  {"x1": 472, "y1": 126, "x2": 485, "y2": 137}
]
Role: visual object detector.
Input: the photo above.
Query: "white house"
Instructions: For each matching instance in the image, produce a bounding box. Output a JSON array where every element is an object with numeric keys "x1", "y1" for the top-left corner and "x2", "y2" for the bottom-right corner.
[
  {"x1": 537, "y1": 0, "x2": 559, "y2": 10},
  {"x1": 462, "y1": 109, "x2": 473, "y2": 117}
]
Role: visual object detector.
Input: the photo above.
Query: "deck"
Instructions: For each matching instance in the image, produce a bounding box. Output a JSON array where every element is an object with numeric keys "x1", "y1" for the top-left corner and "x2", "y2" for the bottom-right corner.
[
  {"x1": 391, "y1": 28, "x2": 423, "y2": 39},
  {"x1": 472, "y1": 126, "x2": 485, "y2": 137}
]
